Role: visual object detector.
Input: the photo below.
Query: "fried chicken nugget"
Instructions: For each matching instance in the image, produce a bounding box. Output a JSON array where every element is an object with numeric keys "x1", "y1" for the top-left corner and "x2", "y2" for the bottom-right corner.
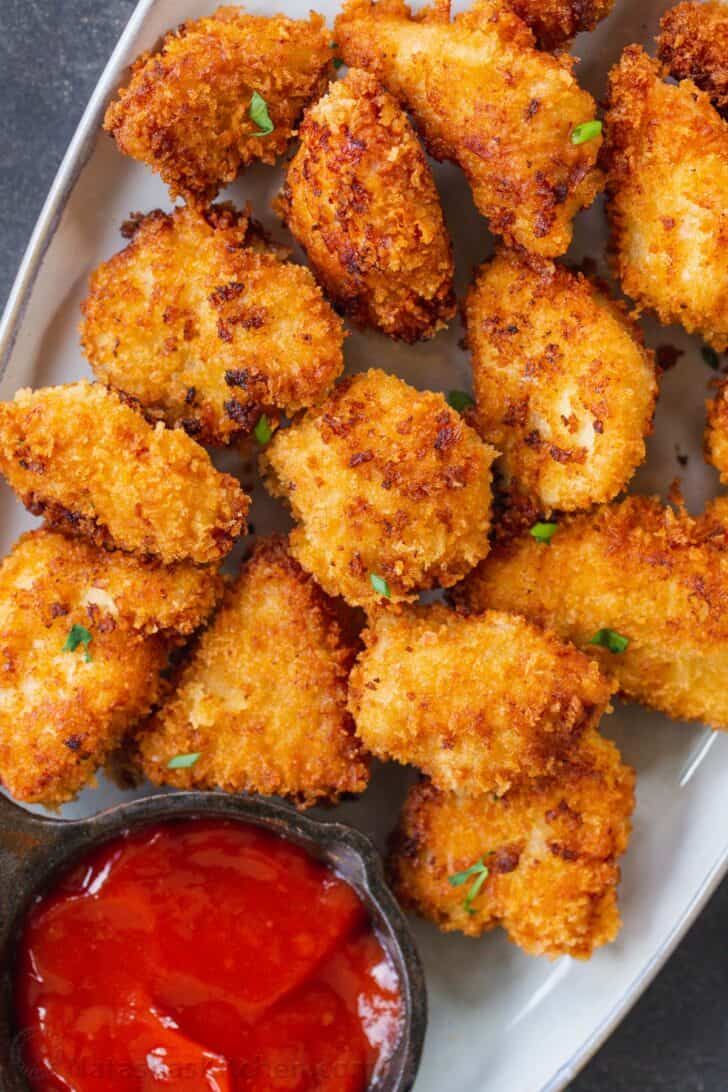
[
  {"x1": 603, "y1": 45, "x2": 728, "y2": 352},
  {"x1": 276, "y1": 68, "x2": 455, "y2": 342},
  {"x1": 348, "y1": 603, "x2": 615, "y2": 795},
  {"x1": 0, "y1": 382, "x2": 248, "y2": 565},
  {"x1": 261, "y1": 370, "x2": 497, "y2": 608},
  {"x1": 103, "y1": 7, "x2": 333, "y2": 201},
  {"x1": 334, "y1": 0, "x2": 603, "y2": 258},
  {"x1": 455, "y1": 495, "x2": 728, "y2": 728},
  {"x1": 81, "y1": 204, "x2": 344, "y2": 445},
  {"x1": 705, "y1": 379, "x2": 728, "y2": 482},
  {"x1": 389, "y1": 730, "x2": 635, "y2": 958},
  {"x1": 137, "y1": 536, "x2": 369, "y2": 807},
  {"x1": 0, "y1": 529, "x2": 222, "y2": 807},
  {"x1": 659, "y1": 1, "x2": 728, "y2": 117},
  {"x1": 504, "y1": 0, "x2": 614, "y2": 51},
  {"x1": 466, "y1": 250, "x2": 657, "y2": 513}
]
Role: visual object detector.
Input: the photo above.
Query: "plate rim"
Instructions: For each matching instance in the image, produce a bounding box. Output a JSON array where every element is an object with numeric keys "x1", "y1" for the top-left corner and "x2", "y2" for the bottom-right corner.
[{"x1": 1, "y1": 2, "x2": 727, "y2": 1088}]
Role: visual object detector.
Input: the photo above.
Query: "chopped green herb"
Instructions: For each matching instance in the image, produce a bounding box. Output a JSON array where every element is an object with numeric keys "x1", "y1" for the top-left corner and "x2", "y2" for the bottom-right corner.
[
  {"x1": 571, "y1": 120, "x2": 602, "y2": 145},
  {"x1": 589, "y1": 628, "x2": 629, "y2": 654},
  {"x1": 333, "y1": 57, "x2": 345, "y2": 69},
  {"x1": 370, "y1": 573, "x2": 391, "y2": 599},
  {"x1": 249, "y1": 91, "x2": 274, "y2": 136},
  {"x1": 167, "y1": 752, "x2": 201, "y2": 770},
  {"x1": 254, "y1": 414, "x2": 272, "y2": 444},
  {"x1": 63, "y1": 624, "x2": 93, "y2": 662},
  {"x1": 447, "y1": 390, "x2": 475, "y2": 414},
  {"x1": 702, "y1": 346, "x2": 720, "y2": 370},
  {"x1": 530, "y1": 521, "x2": 558, "y2": 544},
  {"x1": 449, "y1": 858, "x2": 490, "y2": 913}
]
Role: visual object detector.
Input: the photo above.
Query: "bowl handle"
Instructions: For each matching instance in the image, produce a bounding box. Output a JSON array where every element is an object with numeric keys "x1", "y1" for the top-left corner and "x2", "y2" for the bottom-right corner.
[{"x1": 0, "y1": 794, "x2": 65, "y2": 919}]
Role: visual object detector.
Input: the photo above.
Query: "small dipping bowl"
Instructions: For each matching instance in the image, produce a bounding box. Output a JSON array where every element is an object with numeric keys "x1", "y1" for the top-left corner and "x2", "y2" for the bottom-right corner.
[{"x1": 0, "y1": 790, "x2": 426, "y2": 1091}]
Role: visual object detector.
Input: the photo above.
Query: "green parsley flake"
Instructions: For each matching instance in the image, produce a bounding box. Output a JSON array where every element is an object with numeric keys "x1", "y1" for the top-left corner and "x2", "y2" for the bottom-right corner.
[
  {"x1": 530, "y1": 521, "x2": 558, "y2": 544},
  {"x1": 370, "y1": 573, "x2": 391, "y2": 599},
  {"x1": 447, "y1": 390, "x2": 475, "y2": 414},
  {"x1": 254, "y1": 414, "x2": 272, "y2": 445},
  {"x1": 167, "y1": 753, "x2": 201, "y2": 770},
  {"x1": 63, "y1": 624, "x2": 93, "y2": 663},
  {"x1": 702, "y1": 346, "x2": 720, "y2": 370},
  {"x1": 449, "y1": 857, "x2": 490, "y2": 914},
  {"x1": 249, "y1": 91, "x2": 274, "y2": 136},
  {"x1": 589, "y1": 628, "x2": 629, "y2": 654},
  {"x1": 571, "y1": 120, "x2": 602, "y2": 145},
  {"x1": 333, "y1": 57, "x2": 345, "y2": 69}
]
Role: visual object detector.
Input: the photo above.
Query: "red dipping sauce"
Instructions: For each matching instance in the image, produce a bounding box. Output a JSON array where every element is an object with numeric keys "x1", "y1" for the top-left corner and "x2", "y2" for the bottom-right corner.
[{"x1": 14, "y1": 819, "x2": 403, "y2": 1091}]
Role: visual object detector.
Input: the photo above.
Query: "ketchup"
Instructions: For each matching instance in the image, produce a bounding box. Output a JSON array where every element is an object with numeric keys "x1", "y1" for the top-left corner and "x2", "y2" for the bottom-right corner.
[{"x1": 14, "y1": 820, "x2": 403, "y2": 1091}]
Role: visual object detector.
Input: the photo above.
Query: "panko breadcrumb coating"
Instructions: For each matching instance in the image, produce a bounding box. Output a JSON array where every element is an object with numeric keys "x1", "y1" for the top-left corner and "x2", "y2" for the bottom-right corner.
[
  {"x1": 334, "y1": 0, "x2": 603, "y2": 258},
  {"x1": 659, "y1": 1, "x2": 728, "y2": 116},
  {"x1": 603, "y1": 45, "x2": 728, "y2": 352},
  {"x1": 81, "y1": 204, "x2": 344, "y2": 445},
  {"x1": 505, "y1": 0, "x2": 614, "y2": 51},
  {"x1": 103, "y1": 7, "x2": 333, "y2": 201},
  {"x1": 455, "y1": 495, "x2": 728, "y2": 728},
  {"x1": 466, "y1": 250, "x2": 657, "y2": 513},
  {"x1": 389, "y1": 731, "x2": 634, "y2": 959},
  {"x1": 0, "y1": 529, "x2": 222, "y2": 807},
  {"x1": 276, "y1": 68, "x2": 455, "y2": 342},
  {"x1": 0, "y1": 382, "x2": 248, "y2": 565},
  {"x1": 705, "y1": 379, "x2": 728, "y2": 482},
  {"x1": 137, "y1": 536, "x2": 369, "y2": 807},
  {"x1": 261, "y1": 370, "x2": 497, "y2": 608},
  {"x1": 349, "y1": 603, "x2": 615, "y2": 795}
]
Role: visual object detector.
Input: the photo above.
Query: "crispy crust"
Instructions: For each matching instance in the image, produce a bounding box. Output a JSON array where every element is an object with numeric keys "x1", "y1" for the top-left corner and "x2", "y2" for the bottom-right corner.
[
  {"x1": 455, "y1": 495, "x2": 728, "y2": 728},
  {"x1": 0, "y1": 382, "x2": 248, "y2": 564},
  {"x1": 334, "y1": 0, "x2": 603, "y2": 258},
  {"x1": 103, "y1": 7, "x2": 333, "y2": 200},
  {"x1": 466, "y1": 249, "x2": 657, "y2": 513},
  {"x1": 506, "y1": 0, "x2": 614, "y2": 51},
  {"x1": 705, "y1": 379, "x2": 728, "y2": 481},
  {"x1": 276, "y1": 68, "x2": 455, "y2": 342},
  {"x1": 349, "y1": 603, "x2": 615, "y2": 795},
  {"x1": 81, "y1": 204, "x2": 344, "y2": 445},
  {"x1": 261, "y1": 369, "x2": 497, "y2": 608},
  {"x1": 603, "y1": 44, "x2": 728, "y2": 351},
  {"x1": 0, "y1": 529, "x2": 221, "y2": 806},
  {"x1": 136, "y1": 536, "x2": 370, "y2": 807},
  {"x1": 658, "y1": 1, "x2": 728, "y2": 116},
  {"x1": 389, "y1": 730, "x2": 635, "y2": 958}
]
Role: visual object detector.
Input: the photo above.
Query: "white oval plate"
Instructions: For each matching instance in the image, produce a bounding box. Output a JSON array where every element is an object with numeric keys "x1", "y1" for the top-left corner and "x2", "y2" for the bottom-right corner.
[{"x1": 2, "y1": 2, "x2": 727, "y2": 1089}]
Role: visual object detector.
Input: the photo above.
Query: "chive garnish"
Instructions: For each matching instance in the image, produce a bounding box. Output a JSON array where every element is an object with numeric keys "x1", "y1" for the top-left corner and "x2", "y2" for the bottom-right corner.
[
  {"x1": 167, "y1": 753, "x2": 201, "y2": 770},
  {"x1": 447, "y1": 390, "x2": 475, "y2": 413},
  {"x1": 254, "y1": 414, "x2": 272, "y2": 445},
  {"x1": 449, "y1": 857, "x2": 491, "y2": 914},
  {"x1": 63, "y1": 624, "x2": 93, "y2": 663},
  {"x1": 370, "y1": 573, "x2": 391, "y2": 598},
  {"x1": 249, "y1": 91, "x2": 274, "y2": 136},
  {"x1": 530, "y1": 521, "x2": 558, "y2": 544},
  {"x1": 589, "y1": 628, "x2": 629, "y2": 654},
  {"x1": 571, "y1": 120, "x2": 602, "y2": 145}
]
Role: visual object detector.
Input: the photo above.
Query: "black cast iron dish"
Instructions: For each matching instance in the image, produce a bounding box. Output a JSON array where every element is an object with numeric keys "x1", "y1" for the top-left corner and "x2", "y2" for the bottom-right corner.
[{"x1": 0, "y1": 790, "x2": 427, "y2": 1091}]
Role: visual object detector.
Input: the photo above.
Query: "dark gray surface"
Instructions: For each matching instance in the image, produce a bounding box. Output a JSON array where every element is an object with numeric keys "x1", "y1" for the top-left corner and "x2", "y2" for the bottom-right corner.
[{"x1": 1, "y1": 2, "x2": 727, "y2": 1090}]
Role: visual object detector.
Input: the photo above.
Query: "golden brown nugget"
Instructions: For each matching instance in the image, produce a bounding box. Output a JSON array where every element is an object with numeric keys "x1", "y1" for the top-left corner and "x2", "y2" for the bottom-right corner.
[
  {"x1": 334, "y1": 0, "x2": 603, "y2": 258},
  {"x1": 706, "y1": 379, "x2": 728, "y2": 482},
  {"x1": 603, "y1": 45, "x2": 728, "y2": 351},
  {"x1": 276, "y1": 68, "x2": 455, "y2": 342},
  {"x1": 0, "y1": 382, "x2": 248, "y2": 565},
  {"x1": 261, "y1": 370, "x2": 497, "y2": 608},
  {"x1": 137, "y1": 536, "x2": 369, "y2": 807},
  {"x1": 389, "y1": 732, "x2": 634, "y2": 959},
  {"x1": 505, "y1": 0, "x2": 614, "y2": 51},
  {"x1": 659, "y1": 1, "x2": 728, "y2": 116},
  {"x1": 348, "y1": 603, "x2": 615, "y2": 795},
  {"x1": 0, "y1": 529, "x2": 222, "y2": 807},
  {"x1": 81, "y1": 204, "x2": 344, "y2": 445},
  {"x1": 104, "y1": 7, "x2": 332, "y2": 201},
  {"x1": 456, "y1": 495, "x2": 728, "y2": 728},
  {"x1": 466, "y1": 250, "x2": 657, "y2": 513}
]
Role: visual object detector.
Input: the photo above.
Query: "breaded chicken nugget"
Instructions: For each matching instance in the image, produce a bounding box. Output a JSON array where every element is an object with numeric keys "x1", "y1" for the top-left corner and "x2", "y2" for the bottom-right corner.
[
  {"x1": 603, "y1": 45, "x2": 728, "y2": 351},
  {"x1": 334, "y1": 0, "x2": 603, "y2": 258},
  {"x1": 261, "y1": 370, "x2": 496, "y2": 608},
  {"x1": 504, "y1": 0, "x2": 614, "y2": 51},
  {"x1": 389, "y1": 731, "x2": 635, "y2": 958},
  {"x1": 466, "y1": 250, "x2": 657, "y2": 513},
  {"x1": 137, "y1": 536, "x2": 369, "y2": 807},
  {"x1": 276, "y1": 68, "x2": 455, "y2": 342},
  {"x1": 103, "y1": 7, "x2": 332, "y2": 201},
  {"x1": 81, "y1": 204, "x2": 344, "y2": 445},
  {"x1": 349, "y1": 603, "x2": 615, "y2": 795},
  {"x1": 659, "y1": 1, "x2": 728, "y2": 116},
  {"x1": 455, "y1": 495, "x2": 728, "y2": 728},
  {"x1": 706, "y1": 379, "x2": 728, "y2": 482},
  {"x1": 0, "y1": 529, "x2": 222, "y2": 807},
  {"x1": 0, "y1": 382, "x2": 248, "y2": 565}
]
